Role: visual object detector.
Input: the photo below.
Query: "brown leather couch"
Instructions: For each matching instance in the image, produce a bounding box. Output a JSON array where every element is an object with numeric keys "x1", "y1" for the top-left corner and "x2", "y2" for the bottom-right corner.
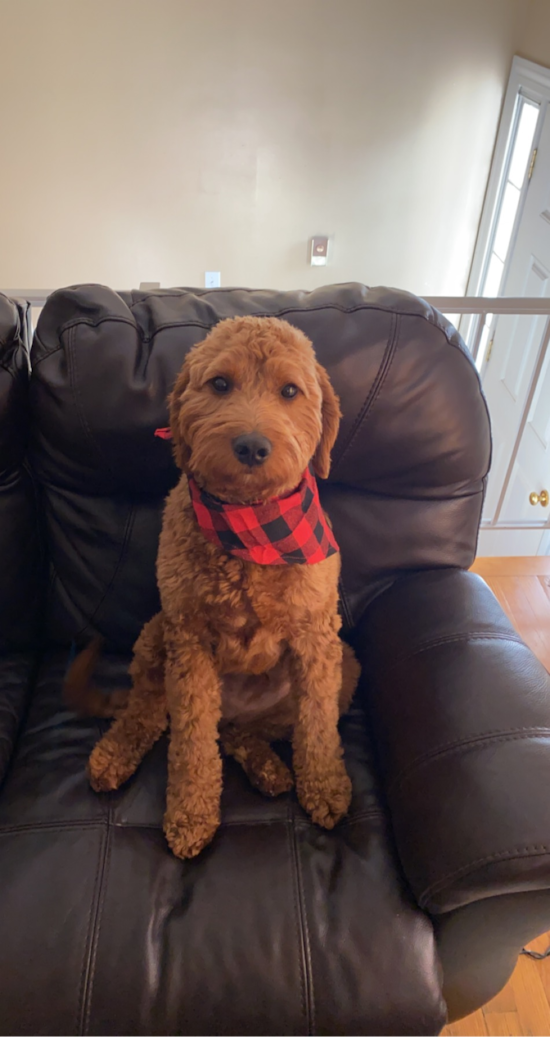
[{"x1": 1, "y1": 283, "x2": 550, "y2": 1036}]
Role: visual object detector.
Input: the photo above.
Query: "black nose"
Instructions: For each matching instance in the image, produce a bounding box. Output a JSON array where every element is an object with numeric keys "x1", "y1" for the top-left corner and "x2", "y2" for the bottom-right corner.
[{"x1": 232, "y1": 433, "x2": 272, "y2": 467}]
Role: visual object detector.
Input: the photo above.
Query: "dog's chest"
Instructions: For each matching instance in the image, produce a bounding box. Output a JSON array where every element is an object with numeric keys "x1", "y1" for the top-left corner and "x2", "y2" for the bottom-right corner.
[
  {"x1": 204, "y1": 556, "x2": 338, "y2": 675},
  {"x1": 158, "y1": 487, "x2": 340, "y2": 675},
  {"x1": 204, "y1": 565, "x2": 296, "y2": 674}
]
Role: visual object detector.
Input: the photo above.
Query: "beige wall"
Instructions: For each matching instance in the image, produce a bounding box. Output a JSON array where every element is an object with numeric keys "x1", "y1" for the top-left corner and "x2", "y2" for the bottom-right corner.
[
  {"x1": 519, "y1": 0, "x2": 550, "y2": 68},
  {"x1": 0, "y1": 0, "x2": 527, "y2": 295}
]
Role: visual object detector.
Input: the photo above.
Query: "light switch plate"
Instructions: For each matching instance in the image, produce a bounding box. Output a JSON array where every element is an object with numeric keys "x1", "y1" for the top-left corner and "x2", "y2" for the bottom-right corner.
[
  {"x1": 205, "y1": 271, "x2": 221, "y2": 288},
  {"x1": 310, "y1": 237, "x2": 329, "y2": 266}
]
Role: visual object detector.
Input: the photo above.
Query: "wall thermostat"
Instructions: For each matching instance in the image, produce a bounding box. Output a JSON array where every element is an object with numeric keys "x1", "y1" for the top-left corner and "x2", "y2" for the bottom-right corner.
[{"x1": 310, "y1": 237, "x2": 329, "y2": 266}]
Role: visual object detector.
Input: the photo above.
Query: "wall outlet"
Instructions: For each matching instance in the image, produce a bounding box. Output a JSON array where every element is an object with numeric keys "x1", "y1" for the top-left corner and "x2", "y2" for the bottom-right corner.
[{"x1": 205, "y1": 271, "x2": 221, "y2": 288}]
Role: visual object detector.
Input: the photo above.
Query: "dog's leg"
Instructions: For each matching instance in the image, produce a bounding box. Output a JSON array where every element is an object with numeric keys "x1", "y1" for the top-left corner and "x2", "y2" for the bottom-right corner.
[
  {"x1": 163, "y1": 628, "x2": 223, "y2": 859},
  {"x1": 290, "y1": 622, "x2": 352, "y2": 829},
  {"x1": 221, "y1": 725, "x2": 294, "y2": 797},
  {"x1": 88, "y1": 613, "x2": 167, "y2": 792}
]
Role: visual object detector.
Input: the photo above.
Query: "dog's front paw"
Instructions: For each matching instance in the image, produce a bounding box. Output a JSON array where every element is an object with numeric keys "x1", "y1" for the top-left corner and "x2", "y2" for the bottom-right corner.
[
  {"x1": 163, "y1": 810, "x2": 220, "y2": 859},
  {"x1": 88, "y1": 740, "x2": 134, "y2": 792},
  {"x1": 297, "y1": 763, "x2": 352, "y2": 830},
  {"x1": 250, "y1": 756, "x2": 294, "y2": 797}
]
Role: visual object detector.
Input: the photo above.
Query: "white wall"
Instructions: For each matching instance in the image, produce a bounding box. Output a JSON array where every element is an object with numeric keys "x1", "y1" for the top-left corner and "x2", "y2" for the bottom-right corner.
[
  {"x1": 519, "y1": 0, "x2": 550, "y2": 69},
  {"x1": 0, "y1": 0, "x2": 526, "y2": 294}
]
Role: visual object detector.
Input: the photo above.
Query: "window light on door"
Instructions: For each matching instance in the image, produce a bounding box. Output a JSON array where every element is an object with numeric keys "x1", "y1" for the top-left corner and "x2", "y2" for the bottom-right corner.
[{"x1": 475, "y1": 95, "x2": 540, "y2": 369}]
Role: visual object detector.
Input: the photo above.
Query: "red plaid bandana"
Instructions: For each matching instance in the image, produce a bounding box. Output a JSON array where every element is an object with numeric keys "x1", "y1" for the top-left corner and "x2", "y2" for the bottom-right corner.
[{"x1": 188, "y1": 466, "x2": 339, "y2": 565}]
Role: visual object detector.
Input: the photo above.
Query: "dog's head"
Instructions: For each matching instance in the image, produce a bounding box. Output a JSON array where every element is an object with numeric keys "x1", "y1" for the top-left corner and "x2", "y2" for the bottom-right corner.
[{"x1": 169, "y1": 316, "x2": 341, "y2": 502}]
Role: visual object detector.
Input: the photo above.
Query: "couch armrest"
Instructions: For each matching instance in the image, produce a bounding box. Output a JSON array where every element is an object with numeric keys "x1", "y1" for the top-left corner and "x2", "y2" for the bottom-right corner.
[
  {"x1": 0, "y1": 655, "x2": 34, "y2": 787},
  {"x1": 354, "y1": 569, "x2": 550, "y2": 914}
]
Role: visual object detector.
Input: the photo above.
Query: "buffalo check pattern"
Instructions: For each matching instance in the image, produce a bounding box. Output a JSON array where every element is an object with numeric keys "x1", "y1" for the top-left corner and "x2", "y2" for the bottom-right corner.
[{"x1": 187, "y1": 466, "x2": 339, "y2": 566}]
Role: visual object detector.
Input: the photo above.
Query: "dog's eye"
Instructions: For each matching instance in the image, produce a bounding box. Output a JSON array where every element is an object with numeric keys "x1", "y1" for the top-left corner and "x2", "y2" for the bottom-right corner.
[
  {"x1": 281, "y1": 384, "x2": 299, "y2": 399},
  {"x1": 211, "y1": 376, "x2": 231, "y2": 393}
]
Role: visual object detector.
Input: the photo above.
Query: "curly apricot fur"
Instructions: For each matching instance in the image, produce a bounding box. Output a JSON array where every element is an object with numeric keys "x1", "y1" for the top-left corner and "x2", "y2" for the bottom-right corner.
[{"x1": 74, "y1": 317, "x2": 360, "y2": 858}]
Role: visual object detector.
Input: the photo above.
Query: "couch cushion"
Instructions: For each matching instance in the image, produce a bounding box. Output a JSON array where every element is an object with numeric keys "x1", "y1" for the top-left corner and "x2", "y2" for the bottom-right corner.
[
  {"x1": 0, "y1": 294, "x2": 41, "y2": 789},
  {"x1": 0, "y1": 650, "x2": 446, "y2": 1036},
  {"x1": 0, "y1": 293, "x2": 41, "y2": 650},
  {"x1": 29, "y1": 283, "x2": 490, "y2": 649},
  {"x1": 0, "y1": 654, "x2": 35, "y2": 789}
]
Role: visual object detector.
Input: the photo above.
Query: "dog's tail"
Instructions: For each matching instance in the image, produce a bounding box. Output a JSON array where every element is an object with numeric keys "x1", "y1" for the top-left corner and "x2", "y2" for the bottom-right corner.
[{"x1": 63, "y1": 638, "x2": 129, "y2": 718}]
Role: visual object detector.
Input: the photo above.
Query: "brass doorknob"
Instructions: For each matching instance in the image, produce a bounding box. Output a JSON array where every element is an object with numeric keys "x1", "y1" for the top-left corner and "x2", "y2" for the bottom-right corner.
[{"x1": 529, "y1": 489, "x2": 549, "y2": 506}]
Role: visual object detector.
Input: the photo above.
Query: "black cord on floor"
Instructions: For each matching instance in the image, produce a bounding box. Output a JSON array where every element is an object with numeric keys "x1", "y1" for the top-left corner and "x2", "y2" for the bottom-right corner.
[{"x1": 520, "y1": 946, "x2": 550, "y2": 960}]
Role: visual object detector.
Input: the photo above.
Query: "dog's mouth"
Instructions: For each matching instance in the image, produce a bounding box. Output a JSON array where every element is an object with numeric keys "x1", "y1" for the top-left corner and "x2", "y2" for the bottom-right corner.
[
  {"x1": 189, "y1": 455, "x2": 306, "y2": 505},
  {"x1": 197, "y1": 468, "x2": 304, "y2": 507},
  {"x1": 191, "y1": 469, "x2": 300, "y2": 505}
]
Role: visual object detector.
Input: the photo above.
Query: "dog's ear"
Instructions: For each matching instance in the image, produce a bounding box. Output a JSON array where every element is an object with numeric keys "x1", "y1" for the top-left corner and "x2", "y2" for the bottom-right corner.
[
  {"x1": 312, "y1": 362, "x2": 341, "y2": 479},
  {"x1": 168, "y1": 357, "x2": 192, "y2": 471}
]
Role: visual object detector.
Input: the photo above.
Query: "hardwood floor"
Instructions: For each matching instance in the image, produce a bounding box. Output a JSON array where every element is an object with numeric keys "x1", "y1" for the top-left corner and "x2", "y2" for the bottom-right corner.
[{"x1": 441, "y1": 557, "x2": 550, "y2": 1037}]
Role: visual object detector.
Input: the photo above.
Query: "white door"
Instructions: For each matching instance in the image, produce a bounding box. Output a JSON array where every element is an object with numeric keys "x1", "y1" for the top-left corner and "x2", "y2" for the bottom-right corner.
[
  {"x1": 481, "y1": 103, "x2": 550, "y2": 545},
  {"x1": 469, "y1": 59, "x2": 550, "y2": 556},
  {"x1": 496, "y1": 109, "x2": 550, "y2": 534}
]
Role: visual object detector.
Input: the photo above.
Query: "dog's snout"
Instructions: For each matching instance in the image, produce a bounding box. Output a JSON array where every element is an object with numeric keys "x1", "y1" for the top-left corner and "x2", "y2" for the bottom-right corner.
[{"x1": 232, "y1": 433, "x2": 272, "y2": 467}]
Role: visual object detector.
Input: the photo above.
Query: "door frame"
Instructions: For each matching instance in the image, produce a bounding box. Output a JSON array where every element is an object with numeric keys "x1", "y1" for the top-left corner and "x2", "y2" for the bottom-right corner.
[
  {"x1": 466, "y1": 56, "x2": 550, "y2": 302},
  {"x1": 462, "y1": 56, "x2": 550, "y2": 555}
]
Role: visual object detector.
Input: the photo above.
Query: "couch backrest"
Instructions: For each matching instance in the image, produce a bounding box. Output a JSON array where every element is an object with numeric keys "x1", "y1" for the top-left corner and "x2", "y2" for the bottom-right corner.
[
  {"x1": 29, "y1": 283, "x2": 491, "y2": 650},
  {"x1": 0, "y1": 293, "x2": 42, "y2": 650}
]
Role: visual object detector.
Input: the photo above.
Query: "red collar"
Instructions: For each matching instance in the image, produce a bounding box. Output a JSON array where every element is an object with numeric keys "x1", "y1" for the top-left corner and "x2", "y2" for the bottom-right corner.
[{"x1": 188, "y1": 467, "x2": 339, "y2": 565}]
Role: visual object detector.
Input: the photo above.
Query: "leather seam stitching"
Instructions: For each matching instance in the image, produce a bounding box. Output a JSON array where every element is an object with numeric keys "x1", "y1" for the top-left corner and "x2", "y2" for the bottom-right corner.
[
  {"x1": 41, "y1": 496, "x2": 136, "y2": 643},
  {"x1": 45, "y1": 562, "x2": 95, "y2": 643},
  {"x1": 84, "y1": 505, "x2": 137, "y2": 632},
  {"x1": 0, "y1": 809, "x2": 386, "y2": 836},
  {"x1": 288, "y1": 819, "x2": 314, "y2": 1034},
  {"x1": 389, "y1": 727, "x2": 550, "y2": 791},
  {"x1": 332, "y1": 311, "x2": 399, "y2": 471},
  {"x1": 30, "y1": 295, "x2": 460, "y2": 364},
  {"x1": 31, "y1": 316, "x2": 137, "y2": 366},
  {"x1": 338, "y1": 809, "x2": 385, "y2": 827},
  {"x1": 82, "y1": 825, "x2": 112, "y2": 1034},
  {"x1": 68, "y1": 325, "x2": 116, "y2": 481},
  {"x1": 294, "y1": 824, "x2": 316, "y2": 1035},
  {"x1": 381, "y1": 632, "x2": 524, "y2": 675},
  {"x1": 76, "y1": 824, "x2": 109, "y2": 1035},
  {"x1": 420, "y1": 845, "x2": 550, "y2": 908},
  {"x1": 338, "y1": 577, "x2": 353, "y2": 631}
]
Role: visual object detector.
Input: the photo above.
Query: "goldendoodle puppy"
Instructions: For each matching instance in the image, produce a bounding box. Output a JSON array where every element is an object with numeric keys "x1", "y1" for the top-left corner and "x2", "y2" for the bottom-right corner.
[{"x1": 66, "y1": 316, "x2": 359, "y2": 858}]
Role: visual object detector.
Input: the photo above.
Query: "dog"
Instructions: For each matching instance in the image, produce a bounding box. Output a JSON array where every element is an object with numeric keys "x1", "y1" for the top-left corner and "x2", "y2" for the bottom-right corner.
[{"x1": 65, "y1": 316, "x2": 360, "y2": 859}]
